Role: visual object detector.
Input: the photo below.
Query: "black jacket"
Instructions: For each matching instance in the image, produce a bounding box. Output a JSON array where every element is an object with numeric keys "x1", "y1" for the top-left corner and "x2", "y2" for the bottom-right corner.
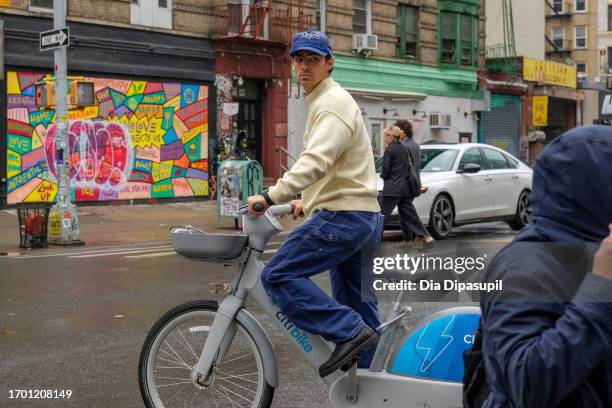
[
  {"x1": 380, "y1": 140, "x2": 410, "y2": 197},
  {"x1": 480, "y1": 126, "x2": 612, "y2": 408}
]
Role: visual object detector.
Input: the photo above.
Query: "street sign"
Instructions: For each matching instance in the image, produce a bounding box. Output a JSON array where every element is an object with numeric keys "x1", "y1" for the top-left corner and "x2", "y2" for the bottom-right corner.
[{"x1": 39, "y1": 27, "x2": 69, "y2": 52}]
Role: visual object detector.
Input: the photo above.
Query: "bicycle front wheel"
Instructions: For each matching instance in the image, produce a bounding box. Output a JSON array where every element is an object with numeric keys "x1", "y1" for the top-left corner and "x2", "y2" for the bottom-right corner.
[{"x1": 139, "y1": 300, "x2": 274, "y2": 408}]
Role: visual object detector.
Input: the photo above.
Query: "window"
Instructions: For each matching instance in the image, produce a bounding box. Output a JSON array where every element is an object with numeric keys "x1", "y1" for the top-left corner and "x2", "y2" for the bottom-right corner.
[
  {"x1": 576, "y1": 62, "x2": 587, "y2": 78},
  {"x1": 609, "y1": 5, "x2": 612, "y2": 31},
  {"x1": 608, "y1": 47, "x2": 612, "y2": 72},
  {"x1": 371, "y1": 123, "x2": 382, "y2": 160},
  {"x1": 440, "y1": 12, "x2": 457, "y2": 64},
  {"x1": 574, "y1": 0, "x2": 586, "y2": 13},
  {"x1": 503, "y1": 153, "x2": 519, "y2": 169},
  {"x1": 421, "y1": 149, "x2": 459, "y2": 172},
  {"x1": 228, "y1": 2, "x2": 243, "y2": 33},
  {"x1": 316, "y1": 0, "x2": 325, "y2": 32},
  {"x1": 552, "y1": 0, "x2": 563, "y2": 13},
  {"x1": 460, "y1": 14, "x2": 474, "y2": 65},
  {"x1": 130, "y1": 0, "x2": 172, "y2": 29},
  {"x1": 574, "y1": 26, "x2": 586, "y2": 49},
  {"x1": 552, "y1": 27, "x2": 564, "y2": 49},
  {"x1": 29, "y1": 0, "x2": 53, "y2": 9},
  {"x1": 459, "y1": 148, "x2": 485, "y2": 169},
  {"x1": 482, "y1": 148, "x2": 510, "y2": 170},
  {"x1": 353, "y1": 0, "x2": 370, "y2": 34},
  {"x1": 396, "y1": 5, "x2": 418, "y2": 59},
  {"x1": 439, "y1": 12, "x2": 477, "y2": 66}
]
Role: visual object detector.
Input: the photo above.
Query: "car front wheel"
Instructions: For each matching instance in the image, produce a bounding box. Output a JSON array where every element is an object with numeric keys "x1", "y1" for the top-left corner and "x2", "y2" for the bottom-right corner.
[{"x1": 429, "y1": 194, "x2": 454, "y2": 240}]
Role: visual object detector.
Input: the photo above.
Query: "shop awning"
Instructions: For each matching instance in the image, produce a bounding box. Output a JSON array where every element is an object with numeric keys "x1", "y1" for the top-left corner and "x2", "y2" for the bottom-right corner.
[
  {"x1": 532, "y1": 86, "x2": 584, "y2": 101},
  {"x1": 346, "y1": 87, "x2": 427, "y2": 101}
]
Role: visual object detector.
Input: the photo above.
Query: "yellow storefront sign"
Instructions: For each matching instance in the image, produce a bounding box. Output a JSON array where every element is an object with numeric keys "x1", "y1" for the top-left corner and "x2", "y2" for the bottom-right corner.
[
  {"x1": 0, "y1": 0, "x2": 11, "y2": 7},
  {"x1": 532, "y1": 96, "x2": 548, "y2": 127},
  {"x1": 523, "y1": 57, "x2": 577, "y2": 88}
]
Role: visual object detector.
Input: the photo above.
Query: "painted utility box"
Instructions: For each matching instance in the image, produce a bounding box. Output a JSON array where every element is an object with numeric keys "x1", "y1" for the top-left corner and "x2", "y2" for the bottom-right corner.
[{"x1": 216, "y1": 160, "x2": 264, "y2": 227}]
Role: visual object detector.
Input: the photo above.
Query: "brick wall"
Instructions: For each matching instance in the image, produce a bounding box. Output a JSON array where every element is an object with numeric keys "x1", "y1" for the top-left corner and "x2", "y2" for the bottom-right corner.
[{"x1": 68, "y1": 0, "x2": 130, "y2": 24}]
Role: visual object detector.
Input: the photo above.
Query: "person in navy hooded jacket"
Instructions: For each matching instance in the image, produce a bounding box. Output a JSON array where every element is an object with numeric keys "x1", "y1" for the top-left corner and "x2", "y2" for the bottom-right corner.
[{"x1": 479, "y1": 125, "x2": 612, "y2": 407}]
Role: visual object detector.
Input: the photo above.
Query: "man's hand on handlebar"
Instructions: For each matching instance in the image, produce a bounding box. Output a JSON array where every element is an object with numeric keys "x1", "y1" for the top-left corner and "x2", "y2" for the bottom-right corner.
[
  {"x1": 288, "y1": 200, "x2": 305, "y2": 220},
  {"x1": 248, "y1": 195, "x2": 269, "y2": 216}
]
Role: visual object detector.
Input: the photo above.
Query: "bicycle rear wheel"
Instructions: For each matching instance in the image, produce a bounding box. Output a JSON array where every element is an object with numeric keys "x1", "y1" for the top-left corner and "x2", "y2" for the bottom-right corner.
[{"x1": 139, "y1": 300, "x2": 274, "y2": 408}]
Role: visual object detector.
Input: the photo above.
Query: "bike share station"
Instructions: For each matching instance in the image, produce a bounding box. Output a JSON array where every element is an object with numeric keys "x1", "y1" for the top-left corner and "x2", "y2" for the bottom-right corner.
[{"x1": 140, "y1": 200, "x2": 482, "y2": 408}]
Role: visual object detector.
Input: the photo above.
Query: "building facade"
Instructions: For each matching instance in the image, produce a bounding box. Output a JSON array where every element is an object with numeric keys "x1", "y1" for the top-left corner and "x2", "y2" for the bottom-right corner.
[
  {"x1": 596, "y1": 0, "x2": 612, "y2": 123},
  {"x1": 545, "y1": 0, "x2": 600, "y2": 123},
  {"x1": 287, "y1": 0, "x2": 487, "y2": 164}
]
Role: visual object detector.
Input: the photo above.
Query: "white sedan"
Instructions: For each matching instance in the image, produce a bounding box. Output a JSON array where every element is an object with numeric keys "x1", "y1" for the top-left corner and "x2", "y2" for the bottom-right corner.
[{"x1": 377, "y1": 143, "x2": 533, "y2": 239}]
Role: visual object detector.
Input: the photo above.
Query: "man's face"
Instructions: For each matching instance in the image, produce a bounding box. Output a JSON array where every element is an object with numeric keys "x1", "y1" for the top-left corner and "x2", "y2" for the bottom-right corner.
[{"x1": 292, "y1": 51, "x2": 333, "y2": 94}]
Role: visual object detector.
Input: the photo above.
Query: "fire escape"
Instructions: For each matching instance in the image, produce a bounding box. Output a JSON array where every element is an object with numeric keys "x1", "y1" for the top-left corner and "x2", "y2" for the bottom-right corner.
[
  {"x1": 485, "y1": 0, "x2": 518, "y2": 78},
  {"x1": 210, "y1": 1, "x2": 313, "y2": 50}
]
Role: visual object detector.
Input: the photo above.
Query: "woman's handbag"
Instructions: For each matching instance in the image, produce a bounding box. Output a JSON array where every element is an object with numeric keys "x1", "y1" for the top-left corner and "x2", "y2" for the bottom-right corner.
[{"x1": 406, "y1": 153, "x2": 421, "y2": 198}]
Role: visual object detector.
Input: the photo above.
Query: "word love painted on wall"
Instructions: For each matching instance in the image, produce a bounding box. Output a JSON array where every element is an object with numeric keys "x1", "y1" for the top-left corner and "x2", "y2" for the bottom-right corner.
[{"x1": 6, "y1": 71, "x2": 210, "y2": 203}]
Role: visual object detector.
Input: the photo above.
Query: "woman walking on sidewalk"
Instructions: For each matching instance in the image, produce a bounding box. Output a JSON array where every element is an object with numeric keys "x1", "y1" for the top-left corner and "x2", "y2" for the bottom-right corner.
[{"x1": 379, "y1": 126, "x2": 433, "y2": 248}]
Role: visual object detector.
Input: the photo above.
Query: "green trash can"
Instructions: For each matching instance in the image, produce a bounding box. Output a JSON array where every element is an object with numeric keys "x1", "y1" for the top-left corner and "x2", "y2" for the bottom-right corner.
[{"x1": 216, "y1": 160, "x2": 264, "y2": 227}]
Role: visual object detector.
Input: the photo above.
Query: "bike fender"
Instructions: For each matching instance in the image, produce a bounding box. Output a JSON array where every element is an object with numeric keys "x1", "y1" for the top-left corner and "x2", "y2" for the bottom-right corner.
[{"x1": 236, "y1": 308, "x2": 279, "y2": 388}]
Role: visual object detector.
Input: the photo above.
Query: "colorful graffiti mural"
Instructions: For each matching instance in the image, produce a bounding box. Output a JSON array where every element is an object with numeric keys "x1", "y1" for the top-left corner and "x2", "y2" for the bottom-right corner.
[{"x1": 6, "y1": 71, "x2": 209, "y2": 203}]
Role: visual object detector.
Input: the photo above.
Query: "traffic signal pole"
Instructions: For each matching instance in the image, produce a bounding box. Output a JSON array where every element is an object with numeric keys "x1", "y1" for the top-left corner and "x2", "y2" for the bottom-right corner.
[{"x1": 48, "y1": 0, "x2": 82, "y2": 245}]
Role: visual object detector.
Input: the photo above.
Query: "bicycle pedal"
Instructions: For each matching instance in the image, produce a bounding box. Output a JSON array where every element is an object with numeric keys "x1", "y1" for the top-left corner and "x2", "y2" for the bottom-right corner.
[{"x1": 340, "y1": 354, "x2": 362, "y2": 372}]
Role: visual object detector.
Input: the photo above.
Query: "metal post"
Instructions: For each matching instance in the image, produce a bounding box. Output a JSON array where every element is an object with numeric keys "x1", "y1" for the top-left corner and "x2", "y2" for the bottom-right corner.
[{"x1": 48, "y1": 0, "x2": 83, "y2": 245}]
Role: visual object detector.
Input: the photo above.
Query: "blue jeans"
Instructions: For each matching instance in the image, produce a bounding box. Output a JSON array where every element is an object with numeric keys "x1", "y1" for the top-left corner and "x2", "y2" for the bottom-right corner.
[{"x1": 261, "y1": 210, "x2": 384, "y2": 368}]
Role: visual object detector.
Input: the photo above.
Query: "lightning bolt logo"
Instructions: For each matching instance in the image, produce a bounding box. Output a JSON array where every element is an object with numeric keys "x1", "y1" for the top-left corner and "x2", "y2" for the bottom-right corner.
[{"x1": 415, "y1": 315, "x2": 456, "y2": 373}]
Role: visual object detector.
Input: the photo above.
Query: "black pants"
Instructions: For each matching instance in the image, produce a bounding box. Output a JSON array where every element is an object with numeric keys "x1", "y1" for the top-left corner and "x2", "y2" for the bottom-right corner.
[{"x1": 380, "y1": 195, "x2": 429, "y2": 241}]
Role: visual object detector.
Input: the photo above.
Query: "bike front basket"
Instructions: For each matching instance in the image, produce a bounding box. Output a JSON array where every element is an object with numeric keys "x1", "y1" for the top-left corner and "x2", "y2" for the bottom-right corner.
[{"x1": 171, "y1": 226, "x2": 248, "y2": 262}]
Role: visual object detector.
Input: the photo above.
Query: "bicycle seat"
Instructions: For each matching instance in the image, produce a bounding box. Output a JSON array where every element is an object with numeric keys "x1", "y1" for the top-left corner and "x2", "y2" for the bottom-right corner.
[{"x1": 171, "y1": 226, "x2": 248, "y2": 262}]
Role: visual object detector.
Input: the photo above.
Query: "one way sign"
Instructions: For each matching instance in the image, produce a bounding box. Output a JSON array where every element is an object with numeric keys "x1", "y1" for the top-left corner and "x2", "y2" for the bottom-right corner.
[{"x1": 40, "y1": 27, "x2": 70, "y2": 52}]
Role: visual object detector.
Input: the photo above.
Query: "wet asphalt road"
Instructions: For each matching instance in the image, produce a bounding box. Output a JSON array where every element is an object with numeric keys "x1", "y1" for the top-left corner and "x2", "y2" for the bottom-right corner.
[{"x1": 0, "y1": 223, "x2": 516, "y2": 408}]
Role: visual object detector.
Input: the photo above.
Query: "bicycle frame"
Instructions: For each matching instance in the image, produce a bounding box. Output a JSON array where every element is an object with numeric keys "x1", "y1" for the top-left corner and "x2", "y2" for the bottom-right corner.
[{"x1": 192, "y1": 205, "x2": 351, "y2": 386}]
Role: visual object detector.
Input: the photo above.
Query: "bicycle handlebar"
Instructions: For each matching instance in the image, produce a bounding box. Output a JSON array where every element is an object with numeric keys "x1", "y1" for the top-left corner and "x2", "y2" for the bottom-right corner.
[
  {"x1": 240, "y1": 203, "x2": 295, "y2": 217},
  {"x1": 268, "y1": 204, "x2": 295, "y2": 216}
]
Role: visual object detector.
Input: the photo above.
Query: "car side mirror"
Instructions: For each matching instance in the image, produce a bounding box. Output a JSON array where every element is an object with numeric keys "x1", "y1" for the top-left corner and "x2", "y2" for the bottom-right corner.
[{"x1": 457, "y1": 163, "x2": 481, "y2": 174}]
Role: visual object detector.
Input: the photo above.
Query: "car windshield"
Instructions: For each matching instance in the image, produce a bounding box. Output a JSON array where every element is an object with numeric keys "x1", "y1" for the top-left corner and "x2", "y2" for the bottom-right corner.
[{"x1": 420, "y1": 149, "x2": 458, "y2": 172}]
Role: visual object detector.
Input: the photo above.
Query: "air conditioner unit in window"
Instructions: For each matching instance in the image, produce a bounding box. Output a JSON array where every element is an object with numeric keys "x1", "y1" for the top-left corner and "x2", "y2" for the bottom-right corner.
[
  {"x1": 430, "y1": 113, "x2": 452, "y2": 129},
  {"x1": 352, "y1": 34, "x2": 378, "y2": 53}
]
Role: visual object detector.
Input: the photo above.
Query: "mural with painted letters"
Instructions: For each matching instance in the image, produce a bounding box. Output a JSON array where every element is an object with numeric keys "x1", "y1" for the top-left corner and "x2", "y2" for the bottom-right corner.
[{"x1": 6, "y1": 71, "x2": 209, "y2": 203}]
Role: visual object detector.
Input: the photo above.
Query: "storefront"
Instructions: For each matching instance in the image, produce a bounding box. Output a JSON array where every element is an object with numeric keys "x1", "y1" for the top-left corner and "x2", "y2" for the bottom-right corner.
[
  {"x1": 213, "y1": 37, "x2": 290, "y2": 182},
  {"x1": 1, "y1": 14, "x2": 216, "y2": 205},
  {"x1": 480, "y1": 94, "x2": 522, "y2": 158},
  {"x1": 520, "y1": 57, "x2": 581, "y2": 164}
]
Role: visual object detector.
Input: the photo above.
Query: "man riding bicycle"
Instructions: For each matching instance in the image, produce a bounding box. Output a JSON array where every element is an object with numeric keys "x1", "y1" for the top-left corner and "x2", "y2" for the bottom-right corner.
[{"x1": 248, "y1": 29, "x2": 383, "y2": 377}]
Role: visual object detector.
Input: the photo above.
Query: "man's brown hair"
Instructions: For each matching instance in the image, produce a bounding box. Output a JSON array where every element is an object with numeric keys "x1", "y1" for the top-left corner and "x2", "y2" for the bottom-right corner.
[{"x1": 395, "y1": 119, "x2": 413, "y2": 139}]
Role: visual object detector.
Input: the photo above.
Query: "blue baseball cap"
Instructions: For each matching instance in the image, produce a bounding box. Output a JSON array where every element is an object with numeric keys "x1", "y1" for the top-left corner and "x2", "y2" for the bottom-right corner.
[{"x1": 289, "y1": 29, "x2": 333, "y2": 57}]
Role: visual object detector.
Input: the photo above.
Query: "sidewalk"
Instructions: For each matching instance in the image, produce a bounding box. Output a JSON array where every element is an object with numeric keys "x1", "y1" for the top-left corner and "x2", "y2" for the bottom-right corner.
[{"x1": 0, "y1": 201, "x2": 302, "y2": 254}]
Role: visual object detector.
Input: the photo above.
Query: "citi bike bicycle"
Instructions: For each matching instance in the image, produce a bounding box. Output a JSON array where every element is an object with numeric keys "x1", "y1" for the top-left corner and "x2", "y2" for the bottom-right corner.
[{"x1": 138, "y1": 204, "x2": 480, "y2": 407}]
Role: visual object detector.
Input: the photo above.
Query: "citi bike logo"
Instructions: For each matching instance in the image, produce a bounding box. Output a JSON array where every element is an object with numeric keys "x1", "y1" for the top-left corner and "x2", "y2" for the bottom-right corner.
[
  {"x1": 276, "y1": 312, "x2": 313, "y2": 353},
  {"x1": 464, "y1": 329, "x2": 477, "y2": 345}
]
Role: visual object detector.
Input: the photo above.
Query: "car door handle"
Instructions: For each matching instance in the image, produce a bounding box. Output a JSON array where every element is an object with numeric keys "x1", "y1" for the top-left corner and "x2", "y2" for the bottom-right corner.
[
  {"x1": 511, "y1": 175, "x2": 519, "y2": 180},
  {"x1": 484, "y1": 176, "x2": 493, "y2": 181}
]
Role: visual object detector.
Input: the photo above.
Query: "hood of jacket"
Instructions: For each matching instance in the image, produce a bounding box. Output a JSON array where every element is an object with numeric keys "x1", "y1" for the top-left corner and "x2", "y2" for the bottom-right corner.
[{"x1": 515, "y1": 125, "x2": 612, "y2": 243}]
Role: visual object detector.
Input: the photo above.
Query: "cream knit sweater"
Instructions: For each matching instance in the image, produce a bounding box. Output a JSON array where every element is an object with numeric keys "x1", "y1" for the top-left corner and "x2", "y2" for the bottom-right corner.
[{"x1": 268, "y1": 77, "x2": 380, "y2": 216}]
